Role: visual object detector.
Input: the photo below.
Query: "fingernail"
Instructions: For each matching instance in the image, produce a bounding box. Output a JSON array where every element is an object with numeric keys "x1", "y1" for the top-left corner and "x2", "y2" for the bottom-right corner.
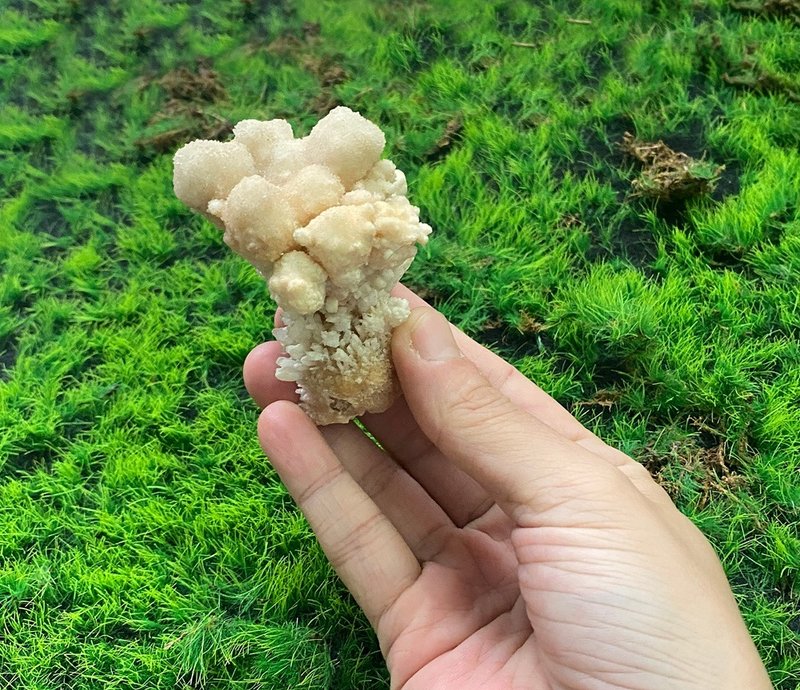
[{"x1": 408, "y1": 309, "x2": 462, "y2": 361}]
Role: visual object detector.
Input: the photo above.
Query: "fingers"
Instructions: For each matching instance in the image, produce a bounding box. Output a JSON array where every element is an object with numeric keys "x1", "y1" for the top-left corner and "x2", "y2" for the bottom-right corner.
[
  {"x1": 454, "y1": 331, "x2": 597, "y2": 446},
  {"x1": 245, "y1": 332, "x2": 668, "y2": 515},
  {"x1": 248, "y1": 340, "x2": 458, "y2": 558},
  {"x1": 248, "y1": 347, "x2": 456, "y2": 559},
  {"x1": 389, "y1": 284, "x2": 664, "y2": 503},
  {"x1": 243, "y1": 341, "x2": 298, "y2": 407},
  {"x1": 250, "y1": 291, "x2": 495, "y2": 527},
  {"x1": 258, "y1": 401, "x2": 420, "y2": 631},
  {"x1": 244, "y1": 334, "x2": 493, "y2": 527},
  {"x1": 369, "y1": 284, "x2": 587, "y2": 525},
  {"x1": 387, "y1": 292, "x2": 670, "y2": 502},
  {"x1": 361, "y1": 397, "x2": 494, "y2": 527},
  {"x1": 392, "y1": 307, "x2": 640, "y2": 526},
  {"x1": 313, "y1": 421, "x2": 456, "y2": 561}
]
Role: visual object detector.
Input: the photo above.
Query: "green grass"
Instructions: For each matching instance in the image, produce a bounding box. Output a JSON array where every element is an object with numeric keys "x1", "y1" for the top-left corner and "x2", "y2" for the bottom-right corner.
[{"x1": 1, "y1": 0, "x2": 799, "y2": 686}]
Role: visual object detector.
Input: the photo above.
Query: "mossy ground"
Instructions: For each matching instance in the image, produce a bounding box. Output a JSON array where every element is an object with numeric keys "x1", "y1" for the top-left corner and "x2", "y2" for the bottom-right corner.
[{"x1": 2, "y1": 0, "x2": 799, "y2": 687}]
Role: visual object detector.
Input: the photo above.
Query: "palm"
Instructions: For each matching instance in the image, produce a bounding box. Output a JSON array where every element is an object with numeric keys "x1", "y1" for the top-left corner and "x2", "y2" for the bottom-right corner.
[{"x1": 384, "y1": 514, "x2": 545, "y2": 689}]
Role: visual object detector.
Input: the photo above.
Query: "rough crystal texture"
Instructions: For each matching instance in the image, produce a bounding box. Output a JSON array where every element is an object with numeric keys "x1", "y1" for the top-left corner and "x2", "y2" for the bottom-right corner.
[{"x1": 173, "y1": 107, "x2": 431, "y2": 424}]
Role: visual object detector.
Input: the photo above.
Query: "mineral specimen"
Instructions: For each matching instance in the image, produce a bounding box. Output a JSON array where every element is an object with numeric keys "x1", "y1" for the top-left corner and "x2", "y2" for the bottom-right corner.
[{"x1": 173, "y1": 107, "x2": 431, "y2": 424}]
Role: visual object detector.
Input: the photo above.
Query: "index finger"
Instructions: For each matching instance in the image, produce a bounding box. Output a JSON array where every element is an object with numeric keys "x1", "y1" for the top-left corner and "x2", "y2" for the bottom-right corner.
[
  {"x1": 391, "y1": 307, "x2": 641, "y2": 527},
  {"x1": 392, "y1": 283, "x2": 594, "y2": 443}
]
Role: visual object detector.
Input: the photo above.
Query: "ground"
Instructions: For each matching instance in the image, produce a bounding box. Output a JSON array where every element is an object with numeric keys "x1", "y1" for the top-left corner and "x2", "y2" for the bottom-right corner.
[{"x1": 1, "y1": 0, "x2": 799, "y2": 687}]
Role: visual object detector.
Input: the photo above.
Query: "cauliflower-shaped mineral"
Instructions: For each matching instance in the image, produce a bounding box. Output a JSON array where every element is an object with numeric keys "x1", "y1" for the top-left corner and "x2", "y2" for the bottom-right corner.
[{"x1": 173, "y1": 107, "x2": 432, "y2": 424}]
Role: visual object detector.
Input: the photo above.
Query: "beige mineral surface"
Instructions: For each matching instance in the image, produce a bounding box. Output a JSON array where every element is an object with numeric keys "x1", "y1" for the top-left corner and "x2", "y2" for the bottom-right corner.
[{"x1": 173, "y1": 107, "x2": 431, "y2": 424}]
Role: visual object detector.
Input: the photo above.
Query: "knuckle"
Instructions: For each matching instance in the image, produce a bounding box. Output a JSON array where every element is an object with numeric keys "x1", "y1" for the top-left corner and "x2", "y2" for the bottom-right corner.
[
  {"x1": 360, "y1": 459, "x2": 400, "y2": 500},
  {"x1": 296, "y1": 463, "x2": 344, "y2": 505},
  {"x1": 326, "y1": 511, "x2": 383, "y2": 571},
  {"x1": 444, "y1": 366, "x2": 515, "y2": 426}
]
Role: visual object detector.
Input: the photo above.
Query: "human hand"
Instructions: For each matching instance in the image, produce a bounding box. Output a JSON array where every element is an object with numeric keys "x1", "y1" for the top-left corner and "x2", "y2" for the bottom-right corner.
[{"x1": 243, "y1": 286, "x2": 771, "y2": 689}]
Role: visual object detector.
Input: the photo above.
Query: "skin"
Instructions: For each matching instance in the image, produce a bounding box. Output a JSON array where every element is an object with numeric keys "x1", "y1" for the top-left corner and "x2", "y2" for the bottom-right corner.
[{"x1": 244, "y1": 285, "x2": 772, "y2": 690}]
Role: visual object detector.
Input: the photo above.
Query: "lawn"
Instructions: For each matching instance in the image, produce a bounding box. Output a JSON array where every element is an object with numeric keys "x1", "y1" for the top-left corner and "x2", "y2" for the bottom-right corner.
[{"x1": 1, "y1": 0, "x2": 799, "y2": 687}]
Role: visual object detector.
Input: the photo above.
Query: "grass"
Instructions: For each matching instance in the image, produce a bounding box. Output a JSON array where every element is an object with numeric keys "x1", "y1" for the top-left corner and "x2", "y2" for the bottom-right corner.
[{"x1": 1, "y1": 0, "x2": 799, "y2": 686}]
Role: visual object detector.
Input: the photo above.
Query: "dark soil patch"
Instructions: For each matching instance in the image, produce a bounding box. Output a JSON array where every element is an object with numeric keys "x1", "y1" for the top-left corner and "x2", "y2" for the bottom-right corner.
[
  {"x1": 237, "y1": 0, "x2": 262, "y2": 24},
  {"x1": 2, "y1": 445, "x2": 58, "y2": 479},
  {"x1": 201, "y1": 360, "x2": 248, "y2": 396},
  {"x1": 723, "y1": 60, "x2": 800, "y2": 103},
  {"x1": 475, "y1": 321, "x2": 553, "y2": 361},
  {"x1": 0, "y1": 338, "x2": 18, "y2": 382},
  {"x1": 60, "y1": 100, "x2": 115, "y2": 164},
  {"x1": 621, "y1": 132, "x2": 724, "y2": 203},
  {"x1": 28, "y1": 199, "x2": 69, "y2": 239},
  {"x1": 135, "y1": 59, "x2": 233, "y2": 157},
  {"x1": 587, "y1": 358, "x2": 632, "y2": 391},
  {"x1": 495, "y1": 2, "x2": 550, "y2": 39},
  {"x1": 128, "y1": 24, "x2": 181, "y2": 60},
  {"x1": 3, "y1": 50, "x2": 59, "y2": 114},
  {"x1": 574, "y1": 115, "x2": 636, "y2": 177},
  {"x1": 686, "y1": 72, "x2": 716, "y2": 103},
  {"x1": 639, "y1": 434, "x2": 748, "y2": 505},
  {"x1": 562, "y1": 116, "x2": 663, "y2": 270},
  {"x1": 731, "y1": 0, "x2": 800, "y2": 24},
  {"x1": 655, "y1": 131, "x2": 742, "y2": 213},
  {"x1": 586, "y1": 218, "x2": 660, "y2": 272},
  {"x1": 581, "y1": 44, "x2": 623, "y2": 88},
  {"x1": 57, "y1": 0, "x2": 108, "y2": 23},
  {"x1": 699, "y1": 247, "x2": 760, "y2": 279},
  {"x1": 694, "y1": 28, "x2": 724, "y2": 77},
  {"x1": 464, "y1": 42, "x2": 504, "y2": 75},
  {"x1": 553, "y1": 116, "x2": 659, "y2": 268},
  {"x1": 412, "y1": 24, "x2": 452, "y2": 67},
  {"x1": 68, "y1": 5, "x2": 125, "y2": 66},
  {"x1": 489, "y1": 89, "x2": 529, "y2": 124},
  {"x1": 164, "y1": 220, "x2": 231, "y2": 266},
  {"x1": 692, "y1": 3, "x2": 718, "y2": 25},
  {"x1": 423, "y1": 116, "x2": 463, "y2": 163},
  {"x1": 710, "y1": 158, "x2": 743, "y2": 201}
]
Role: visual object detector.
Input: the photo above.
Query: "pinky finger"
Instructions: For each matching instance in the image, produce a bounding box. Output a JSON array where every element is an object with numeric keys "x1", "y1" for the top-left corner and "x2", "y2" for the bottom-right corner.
[{"x1": 258, "y1": 401, "x2": 421, "y2": 639}]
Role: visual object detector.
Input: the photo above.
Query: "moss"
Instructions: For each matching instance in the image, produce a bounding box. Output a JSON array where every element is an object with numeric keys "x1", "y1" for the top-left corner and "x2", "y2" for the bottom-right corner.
[{"x1": 1, "y1": 0, "x2": 799, "y2": 687}]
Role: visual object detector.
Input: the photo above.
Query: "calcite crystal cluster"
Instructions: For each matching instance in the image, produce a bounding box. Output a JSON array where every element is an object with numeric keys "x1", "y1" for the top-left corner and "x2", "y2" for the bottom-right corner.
[{"x1": 173, "y1": 107, "x2": 431, "y2": 424}]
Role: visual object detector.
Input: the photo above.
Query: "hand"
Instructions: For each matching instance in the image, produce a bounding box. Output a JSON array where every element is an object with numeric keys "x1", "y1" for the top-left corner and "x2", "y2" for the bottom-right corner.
[{"x1": 243, "y1": 286, "x2": 771, "y2": 690}]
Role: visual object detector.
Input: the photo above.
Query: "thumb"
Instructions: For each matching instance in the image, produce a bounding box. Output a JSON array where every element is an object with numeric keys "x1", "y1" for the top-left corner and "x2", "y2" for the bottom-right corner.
[{"x1": 391, "y1": 307, "x2": 634, "y2": 525}]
